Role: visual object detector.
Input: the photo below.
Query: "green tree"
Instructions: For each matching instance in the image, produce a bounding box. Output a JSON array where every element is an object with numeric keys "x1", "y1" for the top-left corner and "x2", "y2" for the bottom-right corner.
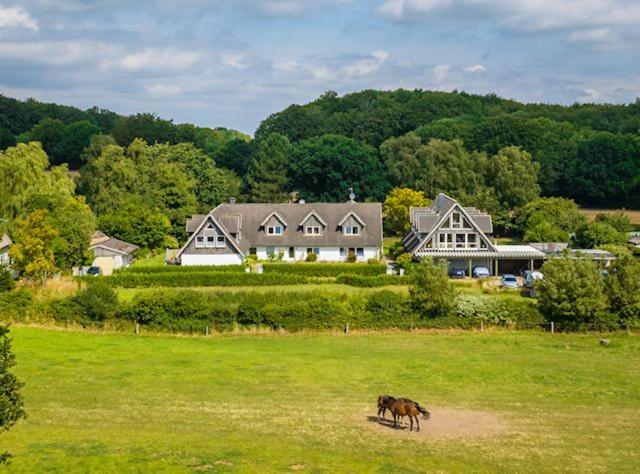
[
  {"x1": 0, "y1": 127, "x2": 15, "y2": 150},
  {"x1": 290, "y1": 134, "x2": 388, "y2": 202},
  {"x1": 27, "y1": 118, "x2": 65, "y2": 163},
  {"x1": 215, "y1": 138, "x2": 254, "y2": 175},
  {"x1": 409, "y1": 258, "x2": 457, "y2": 319},
  {"x1": 383, "y1": 188, "x2": 431, "y2": 235},
  {"x1": 80, "y1": 134, "x2": 116, "y2": 163},
  {"x1": 0, "y1": 325, "x2": 25, "y2": 463},
  {"x1": 10, "y1": 209, "x2": 59, "y2": 284},
  {"x1": 246, "y1": 134, "x2": 292, "y2": 203},
  {"x1": 111, "y1": 113, "x2": 177, "y2": 146},
  {"x1": 606, "y1": 256, "x2": 640, "y2": 325},
  {"x1": 54, "y1": 120, "x2": 101, "y2": 168},
  {"x1": 537, "y1": 258, "x2": 612, "y2": 330},
  {"x1": 0, "y1": 267, "x2": 15, "y2": 292},
  {"x1": 523, "y1": 221, "x2": 569, "y2": 243},
  {"x1": 573, "y1": 222, "x2": 627, "y2": 249},
  {"x1": 594, "y1": 211, "x2": 633, "y2": 234},
  {"x1": 517, "y1": 197, "x2": 586, "y2": 236},
  {"x1": 0, "y1": 143, "x2": 49, "y2": 220},
  {"x1": 484, "y1": 146, "x2": 540, "y2": 211}
]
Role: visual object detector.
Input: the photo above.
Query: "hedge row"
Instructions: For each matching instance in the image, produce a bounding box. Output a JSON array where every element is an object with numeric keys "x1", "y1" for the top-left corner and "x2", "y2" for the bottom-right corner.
[
  {"x1": 118, "y1": 264, "x2": 246, "y2": 274},
  {"x1": 84, "y1": 272, "x2": 310, "y2": 288},
  {"x1": 262, "y1": 262, "x2": 387, "y2": 277},
  {"x1": 335, "y1": 274, "x2": 410, "y2": 287}
]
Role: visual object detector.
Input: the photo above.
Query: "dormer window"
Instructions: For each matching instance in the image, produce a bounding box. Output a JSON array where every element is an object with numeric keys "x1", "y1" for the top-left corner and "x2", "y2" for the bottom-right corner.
[
  {"x1": 305, "y1": 226, "x2": 321, "y2": 235},
  {"x1": 344, "y1": 225, "x2": 360, "y2": 235},
  {"x1": 267, "y1": 226, "x2": 283, "y2": 235}
]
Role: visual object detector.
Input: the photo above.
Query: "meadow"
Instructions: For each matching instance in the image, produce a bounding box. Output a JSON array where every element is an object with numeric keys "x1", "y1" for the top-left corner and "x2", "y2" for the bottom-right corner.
[{"x1": 3, "y1": 327, "x2": 639, "y2": 472}]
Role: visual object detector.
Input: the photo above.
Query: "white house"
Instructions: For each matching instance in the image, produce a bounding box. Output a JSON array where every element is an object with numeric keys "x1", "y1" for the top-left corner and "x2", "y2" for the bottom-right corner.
[
  {"x1": 89, "y1": 231, "x2": 139, "y2": 275},
  {"x1": 178, "y1": 198, "x2": 383, "y2": 266}
]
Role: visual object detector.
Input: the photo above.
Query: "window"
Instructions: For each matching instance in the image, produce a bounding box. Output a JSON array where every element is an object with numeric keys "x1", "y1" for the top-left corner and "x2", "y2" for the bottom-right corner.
[
  {"x1": 344, "y1": 225, "x2": 360, "y2": 235},
  {"x1": 249, "y1": 247, "x2": 257, "y2": 255},
  {"x1": 438, "y1": 233, "x2": 452, "y2": 249},
  {"x1": 455, "y1": 234, "x2": 465, "y2": 248},
  {"x1": 288, "y1": 247, "x2": 295, "y2": 259},
  {"x1": 267, "y1": 226, "x2": 282, "y2": 235},
  {"x1": 195, "y1": 236, "x2": 205, "y2": 248},
  {"x1": 217, "y1": 236, "x2": 225, "y2": 247},
  {"x1": 356, "y1": 248, "x2": 364, "y2": 257},
  {"x1": 307, "y1": 247, "x2": 320, "y2": 255},
  {"x1": 306, "y1": 226, "x2": 321, "y2": 235},
  {"x1": 266, "y1": 246, "x2": 275, "y2": 256},
  {"x1": 451, "y1": 212, "x2": 462, "y2": 229},
  {"x1": 340, "y1": 247, "x2": 346, "y2": 257},
  {"x1": 206, "y1": 235, "x2": 216, "y2": 248},
  {"x1": 467, "y1": 234, "x2": 478, "y2": 248}
]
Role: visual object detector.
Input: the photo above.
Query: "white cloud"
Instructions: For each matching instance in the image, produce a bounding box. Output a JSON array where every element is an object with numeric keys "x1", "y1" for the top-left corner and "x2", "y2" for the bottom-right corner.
[
  {"x1": 464, "y1": 63, "x2": 486, "y2": 73},
  {"x1": 344, "y1": 50, "x2": 389, "y2": 76},
  {"x1": 0, "y1": 6, "x2": 38, "y2": 30},
  {"x1": 145, "y1": 83, "x2": 183, "y2": 95},
  {"x1": 569, "y1": 27, "x2": 615, "y2": 43},
  {"x1": 220, "y1": 52, "x2": 249, "y2": 69},
  {"x1": 273, "y1": 58, "x2": 299, "y2": 71},
  {"x1": 0, "y1": 40, "x2": 114, "y2": 65},
  {"x1": 262, "y1": 1, "x2": 304, "y2": 16},
  {"x1": 113, "y1": 49, "x2": 201, "y2": 72},
  {"x1": 377, "y1": 0, "x2": 453, "y2": 20},
  {"x1": 432, "y1": 64, "x2": 450, "y2": 82}
]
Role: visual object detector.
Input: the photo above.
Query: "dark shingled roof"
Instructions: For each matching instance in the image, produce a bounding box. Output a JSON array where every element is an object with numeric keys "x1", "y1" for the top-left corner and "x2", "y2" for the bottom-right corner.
[
  {"x1": 90, "y1": 236, "x2": 139, "y2": 255},
  {"x1": 186, "y1": 202, "x2": 383, "y2": 253},
  {"x1": 408, "y1": 194, "x2": 493, "y2": 235}
]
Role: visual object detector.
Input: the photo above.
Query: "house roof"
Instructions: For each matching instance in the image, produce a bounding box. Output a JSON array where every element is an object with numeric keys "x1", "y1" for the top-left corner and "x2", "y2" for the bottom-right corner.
[
  {"x1": 90, "y1": 234, "x2": 139, "y2": 256},
  {"x1": 528, "y1": 242, "x2": 615, "y2": 260},
  {"x1": 185, "y1": 202, "x2": 383, "y2": 252},
  {"x1": 409, "y1": 194, "x2": 493, "y2": 235},
  {"x1": 0, "y1": 233, "x2": 11, "y2": 250}
]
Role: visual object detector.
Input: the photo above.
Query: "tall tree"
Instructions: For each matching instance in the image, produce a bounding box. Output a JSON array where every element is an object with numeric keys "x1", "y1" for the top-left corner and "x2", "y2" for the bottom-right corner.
[
  {"x1": 246, "y1": 134, "x2": 292, "y2": 203},
  {"x1": 409, "y1": 258, "x2": 457, "y2": 319},
  {"x1": 0, "y1": 143, "x2": 49, "y2": 220},
  {"x1": 290, "y1": 134, "x2": 388, "y2": 202},
  {"x1": 0, "y1": 326, "x2": 25, "y2": 463},
  {"x1": 10, "y1": 209, "x2": 59, "y2": 284},
  {"x1": 383, "y1": 188, "x2": 431, "y2": 235}
]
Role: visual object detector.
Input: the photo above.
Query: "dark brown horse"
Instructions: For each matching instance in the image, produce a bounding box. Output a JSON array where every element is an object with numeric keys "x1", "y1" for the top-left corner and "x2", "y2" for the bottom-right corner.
[
  {"x1": 377, "y1": 395, "x2": 396, "y2": 420},
  {"x1": 390, "y1": 398, "x2": 430, "y2": 432}
]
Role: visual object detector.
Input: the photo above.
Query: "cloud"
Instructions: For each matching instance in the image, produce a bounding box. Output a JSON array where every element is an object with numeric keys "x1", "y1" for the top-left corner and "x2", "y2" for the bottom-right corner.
[
  {"x1": 376, "y1": 0, "x2": 452, "y2": 20},
  {"x1": 0, "y1": 40, "x2": 114, "y2": 65},
  {"x1": 432, "y1": 64, "x2": 450, "y2": 83},
  {"x1": 0, "y1": 5, "x2": 38, "y2": 30},
  {"x1": 219, "y1": 52, "x2": 249, "y2": 69},
  {"x1": 344, "y1": 50, "x2": 389, "y2": 76},
  {"x1": 112, "y1": 48, "x2": 202, "y2": 72},
  {"x1": 464, "y1": 63, "x2": 486, "y2": 73}
]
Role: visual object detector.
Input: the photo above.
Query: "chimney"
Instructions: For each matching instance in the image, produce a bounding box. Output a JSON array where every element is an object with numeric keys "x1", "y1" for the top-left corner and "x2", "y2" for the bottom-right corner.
[
  {"x1": 436, "y1": 193, "x2": 445, "y2": 212},
  {"x1": 348, "y1": 187, "x2": 355, "y2": 203},
  {"x1": 229, "y1": 197, "x2": 236, "y2": 204}
]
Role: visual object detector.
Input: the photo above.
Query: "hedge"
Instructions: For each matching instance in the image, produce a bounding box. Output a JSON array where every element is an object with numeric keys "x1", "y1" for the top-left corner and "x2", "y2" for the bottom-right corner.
[
  {"x1": 84, "y1": 272, "x2": 310, "y2": 288},
  {"x1": 0, "y1": 290, "x2": 34, "y2": 320},
  {"x1": 118, "y1": 265, "x2": 246, "y2": 274},
  {"x1": 262, "y1": 262, "x2": 387, "y2": 277},
  {"x1": 335, "y1": 274, "x2": 410, "y2": 287}
]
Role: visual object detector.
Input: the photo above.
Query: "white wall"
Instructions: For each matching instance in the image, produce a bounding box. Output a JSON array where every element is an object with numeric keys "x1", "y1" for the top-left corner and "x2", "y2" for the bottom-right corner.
[
  {"x1": 181, "y1": 253, "x2": 243, "y2": 266},
  {"x1": 256, "y1": 246, "x2": 380, "y2": 262}
]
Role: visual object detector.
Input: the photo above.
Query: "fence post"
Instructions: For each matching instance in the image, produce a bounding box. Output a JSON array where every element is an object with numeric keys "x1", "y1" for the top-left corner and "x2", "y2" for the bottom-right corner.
[
  {"x1": 480, "y1": 320, "x2": 484, "y2": 332},
  {"x1": 135, "y1": 323, "x2": 139, "y2": 335},
  {"x1": 345, "y1": 322, "x2": 349, "y2": 335},
  {"x1": 205, "y1": 325, "x2": 209, "y2": 336},
  {"x1": 550, "y1": 321, "x2": 555, "y2": 334}
]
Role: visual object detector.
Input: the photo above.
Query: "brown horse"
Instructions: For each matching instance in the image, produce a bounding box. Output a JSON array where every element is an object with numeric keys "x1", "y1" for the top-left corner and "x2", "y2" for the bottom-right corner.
[
  {"x1": 377, "y1": 395, "x2": 396, "y2": 420},
  {"x1": 390, "y1": 398, "x2": 430, "y2": 432}
]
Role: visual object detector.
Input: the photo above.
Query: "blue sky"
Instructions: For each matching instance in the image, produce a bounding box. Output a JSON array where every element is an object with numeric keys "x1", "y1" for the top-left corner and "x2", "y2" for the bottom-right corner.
[{"x1": 1, "y1": 0, "x2": 639, "y2": 134}]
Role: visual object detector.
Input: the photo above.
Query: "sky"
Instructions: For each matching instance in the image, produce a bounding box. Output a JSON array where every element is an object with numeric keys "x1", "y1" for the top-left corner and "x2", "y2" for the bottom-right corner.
[{"x1": 0, "y1": 0, "x2": 639, "y2": 135}]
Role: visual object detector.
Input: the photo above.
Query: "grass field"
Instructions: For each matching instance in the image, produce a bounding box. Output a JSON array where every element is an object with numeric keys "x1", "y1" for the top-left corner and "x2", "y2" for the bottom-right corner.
[
  {"x1": 580, "y1": 208, "x2": 640, "y2": 225},
  {"x1": 3, "y1": 327, "x2": 640, "y2": 472}
]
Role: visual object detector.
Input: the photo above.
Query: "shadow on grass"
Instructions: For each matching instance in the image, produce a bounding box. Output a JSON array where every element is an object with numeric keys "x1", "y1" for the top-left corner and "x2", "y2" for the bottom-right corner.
[{"x1": 366, "y1": 415, "x2": 406, "y2": 431}]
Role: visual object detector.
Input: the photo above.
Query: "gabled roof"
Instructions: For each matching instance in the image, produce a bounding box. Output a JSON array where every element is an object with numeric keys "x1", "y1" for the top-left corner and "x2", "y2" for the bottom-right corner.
[
  {"x1": 90, "y1": 236, "x2": 139, "y2": 256},
  {"x1": 185, "y1": 202, "x2": 383, "y2": 250},
  {"x1": 337, "y1": 211, "x2": 365, "y2": 227},
  {"x1": 259, "y1": 211, "x2": 288, "y2": 227},
  {"x1": 178, "y1": 212, "x2": 246, "y2": 258},
  {"x1": 299, "y1": 210, "x2": 328, "y2": 227}
]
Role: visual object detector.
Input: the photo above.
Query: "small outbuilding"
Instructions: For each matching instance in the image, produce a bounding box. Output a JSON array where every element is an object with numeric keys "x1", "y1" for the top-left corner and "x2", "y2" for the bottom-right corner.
[{"x1": 89, "y1": 231, "x2": 139, "y2": 275}]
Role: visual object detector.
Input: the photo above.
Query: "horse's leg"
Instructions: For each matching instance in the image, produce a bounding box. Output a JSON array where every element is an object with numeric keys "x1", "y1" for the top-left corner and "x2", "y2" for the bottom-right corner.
[
  {"x1": 409, "y1": 416, "x2": 413, "y2": 432},
  {"x1": 382, "y1": 407, "x2": 387, "y2": 420},
  {"x1": 415, "y1": 416, "x2": 420, "y2": 432},
  {"x1": 393, "y1": 413, "x2": 397, "y2": 429}
]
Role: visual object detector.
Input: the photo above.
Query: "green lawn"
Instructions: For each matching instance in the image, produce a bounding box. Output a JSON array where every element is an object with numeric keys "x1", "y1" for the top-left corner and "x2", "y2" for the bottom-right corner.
[{"x1": 4, "y1": 327, "x2": 640, "y2": 472}]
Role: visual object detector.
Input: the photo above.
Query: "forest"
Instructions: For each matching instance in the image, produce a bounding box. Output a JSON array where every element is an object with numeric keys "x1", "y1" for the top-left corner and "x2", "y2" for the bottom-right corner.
[{"x1": 1, "y1": 90, "x2": 639, "y2": 269}]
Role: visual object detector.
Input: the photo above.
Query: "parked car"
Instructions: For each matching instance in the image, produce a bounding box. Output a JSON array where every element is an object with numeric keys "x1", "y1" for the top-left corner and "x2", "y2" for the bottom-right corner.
[
  {"x1": 524, "y1": 271, "x2": 543, "y2": 288},
  {"x1": 86, "y1": 266, "x2": 102, "y2": 276},
  {"x1": 500, "y1": 274, "x2": 519, "y2": 288},
  {"x1": 450, "y1": 269, "x2": 466, "y2": 279},
  {"x1": 472, "y1": 266, "x2": 491, "y2": 278}
]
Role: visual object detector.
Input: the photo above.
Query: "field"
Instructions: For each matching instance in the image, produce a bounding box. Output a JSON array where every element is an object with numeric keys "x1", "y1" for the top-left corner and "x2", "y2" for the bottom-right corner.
[
  {"x1": 3, "y1": 327, "x2": 640, "y2": 472},
  {"x1": 580, "y1": 208, "x2": 640, "y2": 225}
]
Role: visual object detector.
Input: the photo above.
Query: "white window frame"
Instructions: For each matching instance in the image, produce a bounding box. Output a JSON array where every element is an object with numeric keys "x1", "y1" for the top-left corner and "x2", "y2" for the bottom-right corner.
[
  {"x1": 344, "y1": 225, "x2": 360, "y2": 235},
  {"x1": 356, "y1": 247, "x2": 364, "y2": 257},
  {"x1": 306, "y1": 225, "x2": 321, "y2": 235},
  {"x1": 216, "y1": 235, "x2": 225, "y2": 247},
  {"x1": 267, "y1": 226, "x2": 283, "y2": 235},
  {"x1": 451, "y1": 212, "x2": 462, "y2": 229},
  {"x1": 195, "y1": 236, "x2": 205, "y2": 248}
]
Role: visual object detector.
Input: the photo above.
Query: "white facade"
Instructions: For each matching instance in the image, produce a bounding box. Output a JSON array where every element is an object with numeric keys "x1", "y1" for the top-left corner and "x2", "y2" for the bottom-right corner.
[
  {"x1": 255, "y1": 246, "x2": 380, "y2": 262},
  {"x1": 180, "y1": 253, "x2": 243, "y2": 266}
]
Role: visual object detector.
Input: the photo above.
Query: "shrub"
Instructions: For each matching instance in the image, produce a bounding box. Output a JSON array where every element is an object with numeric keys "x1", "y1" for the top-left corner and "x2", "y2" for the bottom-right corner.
[
  {"x1": 118, "y1": 265, "x2": 245, "y2": 274},
  {"x1": 409, "y1": 258, "x2": 457, "y2": 319},
  {"x1": 346, "y1": 251, "x2": 356, "y2": 263},
  {"x1": 606, "y1": 256, "x2": 640, "y2": 326},
  {"x1": 537, "y1": 258, "x2": 615, "y2": 330},
  {"x1": 73, "y1": 282, "x2": 118, "y2": 322},
  {"x1": 262, "y1": 262, "x2": 386, "y2": 277},
  {"x1": 0, "y1": 290, "x2": 34, "y2": 320},
  {"x1": 306, "y1": 252, "x2": 317, "y2": 262},
  {"x1": 456, "y1": 294, "x2": 543, "y2": 326},
  {"x1": 360, "y1": 290, "x2": 415, "y2": 329},
  {"x1": 0, "y1": 267, "x2": 15, "y2": 292},
  {"x1": 88, "y1": 272, "x2": 309, "y2": 288},
  {"x1": 335, "y1": 274, "x2": 410, "y2": 287},
  {"x1": 394, "y1": 253, "x2": 413, "y2": 269}
]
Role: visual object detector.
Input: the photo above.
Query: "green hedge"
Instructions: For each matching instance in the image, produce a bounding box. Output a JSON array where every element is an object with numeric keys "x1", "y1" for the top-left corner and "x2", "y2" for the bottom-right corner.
[
  {"x1": 118, "y1": 265, "x2": 246, "y2": 274},
  {"x1": 335, "y1": 274, "x2": 410, "y2": 287},
  {"x1": 262, "y1": 262, "x2": 387, "y2": 277},
  {"x1": 84, "y1": 272, "x2": 310, "y2": 288},
  {"x1": 0, "y1": 290, "x2": 34, "y2": 320}
]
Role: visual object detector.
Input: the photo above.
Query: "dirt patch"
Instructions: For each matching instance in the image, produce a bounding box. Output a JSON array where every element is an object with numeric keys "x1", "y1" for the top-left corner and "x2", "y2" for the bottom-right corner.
[{"x1": 363, "y1": 407, "x2": 508, "y2": 440}]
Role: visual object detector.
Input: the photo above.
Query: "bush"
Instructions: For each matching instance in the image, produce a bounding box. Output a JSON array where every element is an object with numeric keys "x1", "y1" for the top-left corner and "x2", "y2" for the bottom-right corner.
[
  {"x1": 262, "y1": 262, "x2": 387, "y2": 277},
  {"x1": 360, "y1": 290, "x2": 416, "y2": 329},
  {"x1": 456, "y1": 294, "x2": 543, "y2": 326},
  {"x1": 88, "y1": 272, "x2": 309, "y2": 288},
  {"x1": 0, "y1": 267, "x2": 15, "y2": 292},
  {"x1": 118, "y1": 265, "x2": 245, "y2": 274},
  {"x1": 0, "y1": 290, "x2": 34, "y2": 320},
  {"x1": 606, "y1": 256, "x2": 640, "y2": 326},
  {"x1": 305, "y1": 252, "x2": 317, "y2": 262},
  {"x1": 409, "y1": 258, "x2": 457, "y2": 319},
  {"x1": 73, "y1": 282, "x2": 118, "y2": 322},
  {"x1": 335, "y1": 274, "x2": 410, "y2": 287},
  {"x1": 537, "y1": 258, "x2": 615, "y2": 330}
]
